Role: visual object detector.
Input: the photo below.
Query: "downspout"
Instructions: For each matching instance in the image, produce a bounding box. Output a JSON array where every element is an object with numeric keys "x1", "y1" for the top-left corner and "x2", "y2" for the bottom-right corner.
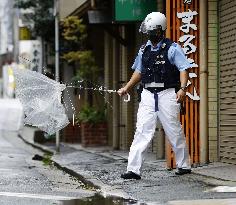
[
  {"x1": 112, "y1": 39, "x2": 120, "y2": 149},
  {"x1": 199, "y1": 0, "x2": 209, "y2": 164},
  {"x1": 91, "y1": 0, "x2": 95, "y2": 8},
  {"x1": 216, "y1": 1, "x2": 220, "y2": 161}
]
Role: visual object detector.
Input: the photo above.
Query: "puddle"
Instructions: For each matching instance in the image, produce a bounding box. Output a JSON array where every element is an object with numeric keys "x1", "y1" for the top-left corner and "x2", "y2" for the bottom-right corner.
[
  {"x1": 0, "y1": 192, "x2": 146, "y2": 204},
  {"x1": 60, "y1": 194, "x2": 146, "y2": 205}
]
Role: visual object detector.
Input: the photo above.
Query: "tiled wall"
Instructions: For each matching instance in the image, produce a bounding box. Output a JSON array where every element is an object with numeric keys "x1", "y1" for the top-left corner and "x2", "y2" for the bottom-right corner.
[{"x1": 208, "y1": 0, "x2": 219, "y2": 161}]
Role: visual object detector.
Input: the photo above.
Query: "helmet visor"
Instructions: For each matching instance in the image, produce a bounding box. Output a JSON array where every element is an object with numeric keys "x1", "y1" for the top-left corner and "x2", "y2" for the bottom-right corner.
[
  {"x1": 139, "y1": 21, "x2": 147, "y2": 33},
  {"x1": 147, "y1": 28, "x2": 163, "y2": 35},
  {"x1": 139, "y1": 22, "x2": 163, "y2": 34}
]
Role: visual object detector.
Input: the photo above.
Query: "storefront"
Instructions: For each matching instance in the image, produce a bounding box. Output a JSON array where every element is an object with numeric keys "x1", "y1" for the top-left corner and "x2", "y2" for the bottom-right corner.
[
  {"x1": 219, "y1": 0, "x2": 236, "y2": 164},
  {"x1": 165, "y1": 0, "x2": 220, "y2": 168},
  {"x1": 59, "y1": 0, "x2": 226, "y2": 167}
]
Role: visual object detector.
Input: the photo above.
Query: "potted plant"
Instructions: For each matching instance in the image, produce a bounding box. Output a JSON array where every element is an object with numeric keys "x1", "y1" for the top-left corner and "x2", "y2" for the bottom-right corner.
[
  {"x1": 60, "y1": 16, "x2": 104, "y2": 144},
  {"x1": 76, "y1": 105, "x2": 107, "y2": 147}
]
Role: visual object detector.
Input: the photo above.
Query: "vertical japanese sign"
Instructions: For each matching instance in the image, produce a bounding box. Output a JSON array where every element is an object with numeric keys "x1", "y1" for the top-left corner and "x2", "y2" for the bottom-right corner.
[
  {"x1": 0, "y1": 0, "x2": 14, "y2": 54},
  {"x1": 166, "y1": 0, "x2": 201, "y2": 169},
  {"x1": 177, "y1": 1, "x2": 200, "y2": 100},
  {"x1": 183, "y1": 0, "x2": 192, "y2": 4},
  {"x1": 19, "y1": 40, "x2": 42, "y2": 73}
]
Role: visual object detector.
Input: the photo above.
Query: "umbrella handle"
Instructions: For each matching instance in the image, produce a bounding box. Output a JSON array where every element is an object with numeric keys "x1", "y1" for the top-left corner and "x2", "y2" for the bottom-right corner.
[{"x1": 123, "y1": 93, "x2": 130, "y2": 102}]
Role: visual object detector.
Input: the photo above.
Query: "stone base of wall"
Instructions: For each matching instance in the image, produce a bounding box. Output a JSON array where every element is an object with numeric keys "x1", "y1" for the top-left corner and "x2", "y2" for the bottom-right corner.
[
  {"x1": 81, "y1": 122, "x2": 107, "y2": 147},
  {"x1": 62, "y1": 123, "x2": 81, "y2": 143}
]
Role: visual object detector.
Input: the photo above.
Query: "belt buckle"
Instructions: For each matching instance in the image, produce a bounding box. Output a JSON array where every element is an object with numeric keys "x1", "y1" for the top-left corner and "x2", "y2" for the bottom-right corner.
[
  {"x1": 155, "y1": 83, "x2": 164, "y2": 87},
  {"x1": 149, "y1": 82, "x2": 164, "y2": 88}
]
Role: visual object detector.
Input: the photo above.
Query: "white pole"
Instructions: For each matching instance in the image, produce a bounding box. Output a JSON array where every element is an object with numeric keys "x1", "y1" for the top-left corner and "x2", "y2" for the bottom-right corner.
[{"x1": 54, "y1": 0, "x2": 60, "y2": 152}]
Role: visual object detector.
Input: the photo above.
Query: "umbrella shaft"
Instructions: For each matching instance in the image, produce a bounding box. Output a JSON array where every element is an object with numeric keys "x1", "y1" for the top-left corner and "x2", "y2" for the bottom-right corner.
[{"x1": 66, "y1": 86, "x2": 117, "y2": 93}]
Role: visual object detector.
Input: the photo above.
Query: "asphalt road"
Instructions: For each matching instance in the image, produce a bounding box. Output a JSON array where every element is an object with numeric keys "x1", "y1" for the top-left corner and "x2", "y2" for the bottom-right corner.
[
  {"x1": 0, "y1": 130, "x2": 95, "y2": 205},
  {"x1": 2, "y1": 130, "x2": 236, "y2": 205}
]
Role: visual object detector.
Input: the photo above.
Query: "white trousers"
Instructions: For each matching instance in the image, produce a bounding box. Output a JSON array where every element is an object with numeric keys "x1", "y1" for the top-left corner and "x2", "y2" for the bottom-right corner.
[{"x1": 127, "y1": 88, "x2": 191, "y2": 175}]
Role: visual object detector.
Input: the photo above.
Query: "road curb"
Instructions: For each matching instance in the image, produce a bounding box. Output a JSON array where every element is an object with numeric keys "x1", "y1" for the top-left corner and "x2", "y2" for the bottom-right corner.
[
  {"x1": 18, "y1": 134, "x2": 54, "y2": 155},
  {"x1": 190, "y1": 171, "x2": 236, "y2": 187},
  {"x1": 18, "y1": 134, "x2": 131, "y2": 200}
]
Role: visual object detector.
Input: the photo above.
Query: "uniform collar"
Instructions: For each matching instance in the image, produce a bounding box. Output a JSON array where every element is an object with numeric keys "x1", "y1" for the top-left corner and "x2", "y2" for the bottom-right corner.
[{"x1": 146, "y1": 39, "x2": 164, "y2": 50}]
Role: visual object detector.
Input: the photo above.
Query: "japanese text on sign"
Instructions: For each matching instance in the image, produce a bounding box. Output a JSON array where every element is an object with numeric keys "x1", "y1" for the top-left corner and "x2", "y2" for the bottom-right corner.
[
  {"x1": 184, "y1": 0, "x2": 192, "y2": 4},
  {"x1": 177, "y1": 9, "x2": 200, "y2": 101}
]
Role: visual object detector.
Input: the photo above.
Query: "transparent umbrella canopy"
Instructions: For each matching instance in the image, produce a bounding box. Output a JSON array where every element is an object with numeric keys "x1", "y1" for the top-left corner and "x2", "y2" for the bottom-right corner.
[{"x1": 13, "y1": 68, "x2": 69, "y2": 135}]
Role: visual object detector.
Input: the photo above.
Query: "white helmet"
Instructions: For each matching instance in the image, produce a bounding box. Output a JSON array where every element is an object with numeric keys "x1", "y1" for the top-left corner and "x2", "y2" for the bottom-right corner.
[{"x1": 139, "y1": 12, "x2": 167, "y2": 33}]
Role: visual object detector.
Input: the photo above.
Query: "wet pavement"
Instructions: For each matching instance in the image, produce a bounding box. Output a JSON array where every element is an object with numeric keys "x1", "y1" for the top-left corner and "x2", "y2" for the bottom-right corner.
[
  {"x1": 0, "y1": 130, "x2": 95, "y2": 204},
  {"x1": 0, "y1": 129, "x2": 151, "y2": 205},
  {"x1": 18, "y1": 126, "x2": 236, "y2": 205},
  {"x1": 167, "y1": 198, "x2": 236, "y2": 205}
]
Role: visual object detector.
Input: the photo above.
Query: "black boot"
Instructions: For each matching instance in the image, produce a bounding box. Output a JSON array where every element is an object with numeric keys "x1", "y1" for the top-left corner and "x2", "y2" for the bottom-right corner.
[
  {"x1": 175, "y1": 168, "x2": 191, "y2": 175},
  {"x1": 121, "y1": 171, "x2": 141, "y2": 180}
]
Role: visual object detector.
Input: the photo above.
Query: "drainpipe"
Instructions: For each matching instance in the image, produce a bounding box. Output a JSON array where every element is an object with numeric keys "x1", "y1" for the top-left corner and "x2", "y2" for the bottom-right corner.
[
  {"x1": 112, "y1": 39, "x2": 120, "y2": 149},
  {"x1": 199, "y1": 0, "x2": 209, "y2": 164},
  {"x1": 91, "y1": 0, "x2": 95, "y2": 8}
]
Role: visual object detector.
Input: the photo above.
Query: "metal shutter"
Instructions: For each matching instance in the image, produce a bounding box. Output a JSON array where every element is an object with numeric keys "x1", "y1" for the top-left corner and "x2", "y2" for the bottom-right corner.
[{"x1": 219, "y1": 0, "x2": 236, "y2": 164}]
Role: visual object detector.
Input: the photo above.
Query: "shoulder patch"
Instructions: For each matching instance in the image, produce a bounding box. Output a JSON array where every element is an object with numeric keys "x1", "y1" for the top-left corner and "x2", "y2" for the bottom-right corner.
[
  {"x1": 161, "y1": 42, "x2": 167, "y2": 49},
  {"x1": 172, "y1": 42, "x2": 178, "y2": 47}
]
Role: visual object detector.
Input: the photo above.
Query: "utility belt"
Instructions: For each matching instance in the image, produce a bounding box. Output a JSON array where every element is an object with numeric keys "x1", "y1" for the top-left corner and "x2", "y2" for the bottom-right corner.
[
  {"x1": 143, "y1": 82, "x2": 177, "y2": 93},
  {"x1": 142, "y1": 82, "x2": 185, "y2": 114},
  {"x1": 145, "y1": 87, "x2": 166, "y2": 93}
]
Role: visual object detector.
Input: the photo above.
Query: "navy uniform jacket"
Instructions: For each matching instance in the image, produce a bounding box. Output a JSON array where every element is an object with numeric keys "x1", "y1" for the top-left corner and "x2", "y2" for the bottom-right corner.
[{"x1": 132, "y1": 40, "x2": 191, "y2": 73}]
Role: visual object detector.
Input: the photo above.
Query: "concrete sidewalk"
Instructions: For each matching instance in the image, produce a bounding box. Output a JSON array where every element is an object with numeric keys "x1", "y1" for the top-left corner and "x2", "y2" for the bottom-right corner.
[{"x1": 19, "y1": 126, "x2": 236, "y2": 204}]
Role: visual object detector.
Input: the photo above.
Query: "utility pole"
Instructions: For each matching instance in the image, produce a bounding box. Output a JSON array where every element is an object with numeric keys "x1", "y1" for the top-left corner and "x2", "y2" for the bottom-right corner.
[{"x1": 54, "y1": 0, "x2": 60, "y2": 152}]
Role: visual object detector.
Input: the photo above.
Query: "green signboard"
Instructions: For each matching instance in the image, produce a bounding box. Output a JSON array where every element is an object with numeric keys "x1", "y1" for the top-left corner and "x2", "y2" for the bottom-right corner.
[{"x1": 114, "y1": 0, "x2": 157, "y2": 21}]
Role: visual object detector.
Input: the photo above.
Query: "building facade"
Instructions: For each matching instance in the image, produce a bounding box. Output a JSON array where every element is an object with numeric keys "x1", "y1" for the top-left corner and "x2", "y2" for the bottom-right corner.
[{"x1": 59, "y1": 0, "x2": 236, "y2": 166}]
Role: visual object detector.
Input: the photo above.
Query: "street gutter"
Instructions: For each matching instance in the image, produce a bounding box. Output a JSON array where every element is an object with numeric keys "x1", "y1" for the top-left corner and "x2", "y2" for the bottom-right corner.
[{"x1": 18, "y1": 134, "x2": 131, "y2": 200}]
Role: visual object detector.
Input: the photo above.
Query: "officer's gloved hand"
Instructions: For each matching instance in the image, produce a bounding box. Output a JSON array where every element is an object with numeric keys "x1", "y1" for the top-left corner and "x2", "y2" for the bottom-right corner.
[
  {"x1": 117, "y1": 87, "x2": 128, "y2": 96},
  {"x1": 176, "y1": 89, "x2": 186, "y2": 103}
]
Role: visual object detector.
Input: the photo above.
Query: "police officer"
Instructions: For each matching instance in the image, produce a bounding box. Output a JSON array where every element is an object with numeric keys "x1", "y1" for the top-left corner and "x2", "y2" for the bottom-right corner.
[{"x1": 117, "y1": 12, "x2": 191, "y2": 180}]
